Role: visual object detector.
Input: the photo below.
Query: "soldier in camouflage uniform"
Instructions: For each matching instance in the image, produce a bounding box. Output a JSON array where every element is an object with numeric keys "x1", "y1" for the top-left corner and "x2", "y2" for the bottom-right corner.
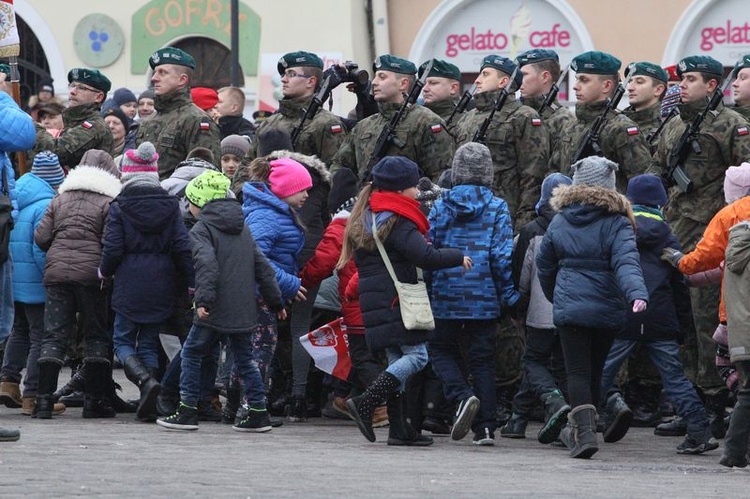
[
  {"x1": 454, "y1": 55, "x2": 549, "y2": 230},
  {"x1": 419, "y1": 59, "x2": 465, "y2": 136},
  {"x1": 330, "y1": 55, "x2": 454, "y2": 183},
  {"x1": 650, "y1": 55, "x2": 750, "y2": 437},
  {"x1": 247, "y1": 51, "x2": 347, "y2": 165},
  {"x1": 517, "y1": 49, "x2": 574, "y2": 166},
  {"x1": 136, "y1": 47, "x2": 221, "y2": 180},
  {"x1": 33, "y1": 68, "x2": 113, "y2": 169},
  {"x1": 551, "y1": 51, "x2": 651, "y2": 192},
  {"x1": 731, "y1": 55, "x2": 750, "y2": 121},
  {"x1": 624, "y1": 62, "x2": 669, "y2": 143}
]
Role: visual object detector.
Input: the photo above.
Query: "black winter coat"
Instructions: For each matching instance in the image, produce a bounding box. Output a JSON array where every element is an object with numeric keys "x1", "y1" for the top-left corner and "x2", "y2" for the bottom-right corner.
[
  {"x1": 218, "y1": 114, "x2": 256, "y2": 140},
  {"x1": 355, "y1": 213, "x2": 463, "y2": 352},
  {"x1": 191, "y1": 198, "x2": 282, "y2": 333},
  {"x1": 620, "y1": 208, "x2": 693, "y2": 342}
]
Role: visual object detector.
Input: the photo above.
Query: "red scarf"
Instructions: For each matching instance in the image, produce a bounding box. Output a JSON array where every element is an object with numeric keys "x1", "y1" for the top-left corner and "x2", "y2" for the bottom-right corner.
[{"x1": 369, "y1": 191, "x2": 430, "y2": 235}]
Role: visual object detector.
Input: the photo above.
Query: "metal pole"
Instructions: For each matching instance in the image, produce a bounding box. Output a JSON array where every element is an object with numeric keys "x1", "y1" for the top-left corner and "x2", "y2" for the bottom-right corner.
[{"x1": 230, "y1": 0, "x2": 240, "y2": 86}]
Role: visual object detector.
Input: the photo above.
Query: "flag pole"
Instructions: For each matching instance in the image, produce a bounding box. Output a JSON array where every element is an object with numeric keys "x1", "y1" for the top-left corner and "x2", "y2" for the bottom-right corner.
[{"x1": 0, "y1": 0, "x2": 28, "y2": 174}]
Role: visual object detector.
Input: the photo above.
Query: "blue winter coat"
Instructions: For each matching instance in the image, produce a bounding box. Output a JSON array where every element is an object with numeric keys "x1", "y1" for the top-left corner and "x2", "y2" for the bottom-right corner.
[
  {"x1": 427, "y1": 185, "x2": 519, "y2": 319},
  {"x1": 9, "y1": 173, "x2": 55, "y2": 304},
  {"x1": 0, "y1": 91, "x2": 36, "y2": 221},
  {"x1": 100, "y1": 181, "x2": 194, "y2": 323},
  {"x1": 242, "y1": 182, "x2": 305, "y2": 301},
  {"x1": 620, "y1": 207, "x2": 693, "y2": 342},
  {"x1": 537, "y1": 185, "x2": 648, "y2": 330},
  {"x1": 355, "y1": 210, "x2": 464, "y2": 352}
]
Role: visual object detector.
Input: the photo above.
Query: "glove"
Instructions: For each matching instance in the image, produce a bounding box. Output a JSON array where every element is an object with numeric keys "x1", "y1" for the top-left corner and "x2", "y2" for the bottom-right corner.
[
  {"x1": 661, "y1": 247, "x2": 684, "y2": 268},
  {"x1": 632, "y1": 299, "x2": 647, "y2": 313}
]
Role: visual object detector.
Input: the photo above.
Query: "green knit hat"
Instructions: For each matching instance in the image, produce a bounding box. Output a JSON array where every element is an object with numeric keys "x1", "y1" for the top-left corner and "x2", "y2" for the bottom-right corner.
[{"x1": 185, "y1": 170, "x2": 230, "y2": 208}]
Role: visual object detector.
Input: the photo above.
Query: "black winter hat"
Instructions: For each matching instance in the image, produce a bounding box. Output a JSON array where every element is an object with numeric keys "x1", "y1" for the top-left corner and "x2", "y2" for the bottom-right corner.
[
  {"x1": 257, "y1": 128, "x2": 293, "y2": 157},
  {"x1": 626, "y1": 173, "x2": 668, "y2": 207},
  {"x1": 328, "y1": 168, "x2": 359, "y2": 213},
  {"x1": 371, "y1": 156, "x2": 420, "y2": 192}
]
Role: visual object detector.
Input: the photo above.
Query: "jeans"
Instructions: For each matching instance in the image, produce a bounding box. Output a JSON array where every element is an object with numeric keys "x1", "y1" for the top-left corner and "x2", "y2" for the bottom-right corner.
[
  {"x1": 1, "y1": 302, "x2": 44, "y2": 396},
  {"x1": 0, "y1": 259, "x2": 13, "y2": 345},
  {"x1": 162, "y1": 341, "x2": 219, "y2": 404},
  {"x1": 601, "y1": 339, "x2": 708, "y2": 427},
  {"x1": 558, "y1": 326, "x2": 616, "y2": 408},
  {"x1": 112, "y1": 314, "x2": 163, "y2": 369},
  {"x1": 180, "y1": 324, "x2": 265, "y2": 409},
  {"x1": 385, "y1": 342, "x2": 428, "y2": 392},
  {"x1": 512, "y1": 326, "x2": 567, "y2": 416},
  {"x1": 429, "y1": 319, "x2": 498, "y2": 431}
]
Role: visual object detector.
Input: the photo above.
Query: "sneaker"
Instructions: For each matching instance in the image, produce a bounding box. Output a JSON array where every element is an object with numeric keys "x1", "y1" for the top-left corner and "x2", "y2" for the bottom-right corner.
[
  {"x1": 472, "y1": 427, "x2": 495, "y2": 446},
  {"x1": 422, "y1": 417, "x2": 451, "y2": 435},
  {"x1": 654, "y1": 417, "x2": 687, "y2": 437},
  {"x1": 156, "y1": 403, "x2": 199, "y2": 430},
  {"x1": 286, "y1": 396, "x2": 307, "y2": 422},
  {"x1": 499, "y1": 413, "x2": 527, "y2": 439},
  {"x1": 676, "y1": 435, "x2": 719, "y2": 455},
  {"x1": 451, "y1": 395, "x2": 480, "y2": 441},
  {"x1": 233, "y1": 409, "x2": 273, "y2": 433}
]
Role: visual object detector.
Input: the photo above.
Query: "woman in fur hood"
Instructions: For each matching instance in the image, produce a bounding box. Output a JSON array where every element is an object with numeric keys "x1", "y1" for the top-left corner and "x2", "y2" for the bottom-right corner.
[{"x1": 536, "y1": 156, "x2": 649, "y2": 459}]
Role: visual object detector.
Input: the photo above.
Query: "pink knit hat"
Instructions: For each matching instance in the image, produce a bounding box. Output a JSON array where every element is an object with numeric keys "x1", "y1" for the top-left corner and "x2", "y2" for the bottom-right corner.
[
  {"x1": 121, "y1": 142, "x2": 159, "y2": 180},
  {"x1": 724, "y1": 162, "x2": 750, "y2": 204},
  {"x1": 268, "y1": 157, "x2": 312, "y2": 199}
]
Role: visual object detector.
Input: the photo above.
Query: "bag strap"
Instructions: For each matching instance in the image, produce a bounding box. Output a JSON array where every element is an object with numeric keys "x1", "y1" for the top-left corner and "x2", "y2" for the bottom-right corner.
[
  {"x1": 370, "y1": 213, "x2": 424, "y2": 285},
  {"x1": 1, "y1": 165, "x2": 8, "y2": 196}
]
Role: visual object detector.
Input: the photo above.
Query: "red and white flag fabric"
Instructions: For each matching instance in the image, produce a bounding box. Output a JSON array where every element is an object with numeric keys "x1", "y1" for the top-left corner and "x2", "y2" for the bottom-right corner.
[
  {"x1": 0, "y1": 0, "x2": 20, "y2": 58},
  {"x1": 299, "y1": 318, "x2": 351, "y2": 381}
]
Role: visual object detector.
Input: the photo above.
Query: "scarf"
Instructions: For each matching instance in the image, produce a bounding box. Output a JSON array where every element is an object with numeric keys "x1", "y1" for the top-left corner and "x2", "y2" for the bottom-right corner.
[{"x1": 369, "y1": 191, "x2": 430, "y2": 235}]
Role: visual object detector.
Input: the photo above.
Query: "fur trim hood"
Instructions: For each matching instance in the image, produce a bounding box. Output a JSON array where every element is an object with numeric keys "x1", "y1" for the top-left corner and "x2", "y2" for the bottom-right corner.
[
  {"x1": 58, "y1": 165, "x2": 122, "y2": 198},
  {"x1": 267, "y1": 150, "x2": 330, "y2": 185},
  {"x1": 551, "y1": 184, "x2": 635, "y2": 229}
]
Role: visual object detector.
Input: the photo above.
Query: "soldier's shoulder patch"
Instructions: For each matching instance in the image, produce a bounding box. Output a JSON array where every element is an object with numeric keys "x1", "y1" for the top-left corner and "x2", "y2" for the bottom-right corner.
[
  {"x1": 430, "y1": 124, "x2": 443, "y2": 133},
  {"x1": 531, "y1": 117, "x2": 542, "y2": 126},
  {"x1": 199, "y1": 121, "x2": 211, "y2": 131},
  {"x1": 737, "y1": 125, "x2": 749, "y2": 136},
  {"x1": 626, "y1": 126, "x2": 640, "y2": 136},
  {"x1": 331, "y1": 124, "x2": 343, "y2": 134},
  {"x1": 82, "y1": 121, "x2": 93, "y2": 129}
]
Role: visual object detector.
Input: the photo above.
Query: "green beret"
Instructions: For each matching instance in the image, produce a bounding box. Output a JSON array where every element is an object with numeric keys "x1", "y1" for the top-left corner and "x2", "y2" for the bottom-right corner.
[
  {"x1": 0, "y1": 64, "x2": 9, "y2": 76},
  {"x1": 516, "y1": 49, "x2": 559, "y2": 67},
  {"x1": 629, "y1": 61, "x2": 668, "y2": 83},
  {"x1": 677, "y1": 55, "x2": 723, "y2": 78},
  {"x1": 734, "y1": 54, "x2": 750, "y2": 73},
  {"x1": 418, "y1": 59, "x2": 461, "y2": 80},
  {"x1": 67, "y1": 68, "x2": 111, "y2": 93},
  {"x1": 149, "y1": 47, "x2": 196, "y2": 70},
  {"x1": 571, "y1": 51, "x2": 621, "y2": 75},
  {"x1": 372, "y1": 54, "x2": 416, "y2": 75},
  {"x1": 480, "y1": 54, "x2": 517, "y2": 76},
  {"x1": 277, "y1": 51, "x2": 323, "y2": 75}
]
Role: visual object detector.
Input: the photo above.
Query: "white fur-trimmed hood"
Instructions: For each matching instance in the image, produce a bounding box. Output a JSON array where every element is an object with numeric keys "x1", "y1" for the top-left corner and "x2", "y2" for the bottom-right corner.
[
  {"x1": 58, "y1": 165, "x2": 122, "y2": 198},
  {"x1": 267, "y1": 150, "x2": 331, "y2": 185}
]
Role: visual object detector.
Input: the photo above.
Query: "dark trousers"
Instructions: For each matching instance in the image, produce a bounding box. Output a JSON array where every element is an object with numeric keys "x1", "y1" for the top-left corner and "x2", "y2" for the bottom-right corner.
[
  {"x1": 1, "y1": 302, "x2": 45, "y2": 396},
  {"x1": 558, "y1": 325, "x2": 616, "y2": 408},
  {"x1": 512, "y1": 326, "x2": 567, "y2": 416},
  {"x1": 347, "y1": 332, "x2": 383, "y2": 393}
]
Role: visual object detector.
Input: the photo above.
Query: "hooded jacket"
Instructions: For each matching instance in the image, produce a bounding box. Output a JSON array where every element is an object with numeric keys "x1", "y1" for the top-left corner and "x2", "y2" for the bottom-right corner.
[
  {"x1": 537, "y1": 184, "x2": 648, "y2": 330},
  {"x1": 515, "y1": 203, "x2": 556, "y2": 329},
  {"x1": 724, "y1": 221, "x2": 750, "y2": 363}
]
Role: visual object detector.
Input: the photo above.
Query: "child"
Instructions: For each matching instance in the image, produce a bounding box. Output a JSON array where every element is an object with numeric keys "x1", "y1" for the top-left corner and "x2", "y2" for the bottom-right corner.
[
  {"x1": 427, "y1": 143, "x2": 520, "y2": 446},
  {"x1": 0, "y1": 152, "x2": 66, "y2": 417},
  {"x1": 156, "y1": 170, "x2": 284, "y2": 431},
  {"x1": 536, "y1": 156, "x2": 649, "y2": 459},
  {"x1": 501, "y1": 172, "x2": 573, "y2": 444},
  {"x1": 600, "y1": 174, "x2": 717, "y2": 455},
  {"x1": 220, "y1": 135, "x2": 251, "y2": 179},
  {"x1": 340, "y1": 156, "x2": 470, "y2": 445},
  {"x1": 99, "y1": 142, "x2": 194, "y2": 421}
]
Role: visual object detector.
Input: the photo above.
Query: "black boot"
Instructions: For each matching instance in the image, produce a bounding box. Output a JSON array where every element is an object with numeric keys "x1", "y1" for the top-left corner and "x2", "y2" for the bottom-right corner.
[
  {"x1": 500, "y1": 413, "x2": 528, "y2": 439},
  {"x1": 568, "y1": 404, "x2": 599, "y2": 459},
  {"x1": 720, "y1": 388, "x2": 750, "y2": 467},
  {"x1": 387, "y1": 392, "x2": 433, "y2": 446},
  {"x1": 35, "y1": 362, "x2": 62, "y2": 420},
  {"x1": 706, "y1": 391, "x2": 730, "y2": 439},
  {"x1": 346, "y1": 371, "x2": 400, "y2": 442},
  {"x1": 537, "y1": 390, "x2": 571, "y2": 444},
  {"x1": 630, "y1": 383, "x2": 663, "y2": 428},
  {"x1": 82, "y1": 361, "x2": 116, "y2": 419},
  {"x1": 53, "y1": 368, "x2": 86, "y2": 407},
  {"x1": 222, "y1": 379, "x2": 241, "y2": 425},
  {"x1": 110, "y1": 380, "x2": 138, "y2": 413},
  {"x1": 601, "y1": 392, "x2": 632, "y2": 443},
  {"x1": 123, "y1": 356, "x2": 160, "y2": 421}
]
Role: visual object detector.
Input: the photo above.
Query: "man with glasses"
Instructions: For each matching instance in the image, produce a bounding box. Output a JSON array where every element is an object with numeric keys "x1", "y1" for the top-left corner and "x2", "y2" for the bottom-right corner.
[
  {"x1": 136, "y1": 47, "x2": 221, "y2": 180},
  {"x1": 33, "y1": 68, "x2": 113, "y2": 169},
  {"x1": 246, "y1": 51, "x2": 347, "y2": 164}
]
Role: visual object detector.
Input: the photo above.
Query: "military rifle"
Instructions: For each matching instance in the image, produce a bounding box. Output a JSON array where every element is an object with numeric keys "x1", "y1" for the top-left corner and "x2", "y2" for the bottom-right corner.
[
  {"x1": 472, "y1": 65, "x2": 520, "y2": 144},
  {"x1": 363, "y1": 59, "x2": 433, "y2": 180},
  {"x1": 570, "y1": 64, "x2": 635, "y2": 166},
  {"x1": 665, "y1": 73, "x2": 735, "y2": 194},
  {"x1": 445, "y1": 84, "x2": 476, "y2": 129},
  {"x1": 538, "y1": 64, "x2": 570, "y2": 117},
  {"x1": 647, "y1": 107, "x2": 678, "y2": 147},
  {"x1": 291, "y1": 73, "x2": 334, "y2": 148}
]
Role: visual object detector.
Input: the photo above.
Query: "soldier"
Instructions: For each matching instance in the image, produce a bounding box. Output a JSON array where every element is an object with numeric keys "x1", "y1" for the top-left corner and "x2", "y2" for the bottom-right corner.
[
  {"x1": 731, "y1": 54, "x2": 750, "y2": 121},
  {"x1": 135, "y1": 47, "x2": 221, "y2": 180},
  {"x1": 516, "y1": 49, "x2": 574, "y2": 162},
  {"x1": 650, "y1": 55, "x2": 750, "y2": 437},
  {"x1": 330, "y1": 55, "x2": 454, "y2": 183},
  {"x1": 453, "y1": 55, "x2": 549, "y2": 229},
  {"x1": 418, "y1": 59, "x2": 464, "y2": 133},
  {"x1": 247, "y1": 51, "x2": 346, "y2": 165},
  {"x1": 33, "y1": 68, "x2": 113, "y2": 169},
  {"x1": 551, "y1": 51, "x2": 651, "y2": 192},
  {"x1": 623, "y1": 62, "x2": 669, "y2": 139}
]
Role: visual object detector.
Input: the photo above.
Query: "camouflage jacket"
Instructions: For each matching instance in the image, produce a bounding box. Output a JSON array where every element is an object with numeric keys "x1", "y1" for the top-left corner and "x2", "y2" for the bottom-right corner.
[
  {"x1": 454, "y1": 90, "x2": 550, "y2": 229},
  {"x1": 522, "y1": 95, "x2": 574, "y2": 167},
  {"x1": 623, "y1": 103, "x2": 662, "y2": 139},
  {"x1": 424, "y1": 97, "x2": 464, "y2": 136},
  {"x1": 247, "y1": 95, "x2": 347, "y2": 165},
  {"x1": 34, "y1": 103, "x2": 113, "y2": 169},
  {"x1": 136, "y1": 87, "x2": 221, "y2": 180},
  {"x1": 649, "y1": 100, "x2": 750, "y2": 227},
  {"x1": 735, "y1": 105, "x2": 750, "y2": 121},
  {"x1": 330, "y1": 102, "x2": 454, "y2": 183},
  {"x1": 552, "y1": 100, "x2": 652, "y2": 192}
]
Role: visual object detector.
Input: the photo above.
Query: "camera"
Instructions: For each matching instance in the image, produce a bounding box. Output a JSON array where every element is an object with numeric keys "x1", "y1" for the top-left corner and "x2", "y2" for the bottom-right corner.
[{"x1": 324, "y1": 61, "x2": 370, "y2": 92}]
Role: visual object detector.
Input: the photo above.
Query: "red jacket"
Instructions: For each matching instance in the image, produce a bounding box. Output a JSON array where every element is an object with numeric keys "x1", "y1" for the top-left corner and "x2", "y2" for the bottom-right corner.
[{"x1": 300, "y1": 215, "x2": 363, "y2": 331}]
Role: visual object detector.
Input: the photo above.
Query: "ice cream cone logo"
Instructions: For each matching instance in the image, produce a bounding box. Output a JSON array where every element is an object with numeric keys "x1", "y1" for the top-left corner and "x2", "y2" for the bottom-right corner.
[{"x1": 509, "y1": 2, "x2": 532, "y2": 59}]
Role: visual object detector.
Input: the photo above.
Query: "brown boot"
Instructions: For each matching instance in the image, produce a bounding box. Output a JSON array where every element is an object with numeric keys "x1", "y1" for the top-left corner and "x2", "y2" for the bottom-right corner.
[
  {"x1": 0, "y1": 381, "x2": 22, "y2": 408},
  {"x1": 22, "y1": 396, "x2": 66, "y2": 416},
  {"x1": 372, "y1": 405, "x2": 390, "y2": 428}
]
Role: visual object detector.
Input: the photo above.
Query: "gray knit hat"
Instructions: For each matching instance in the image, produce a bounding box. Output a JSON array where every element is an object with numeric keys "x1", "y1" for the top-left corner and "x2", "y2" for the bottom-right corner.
[
  {"x1": 451, "y1": 142, "x2": 493, "y2": 188},
  {"x1": 221, "y1": 134, "x2": 251, "y2": 158},
  {"x1": 571, "y1": 156, "x2": 618, "y2": 190}
]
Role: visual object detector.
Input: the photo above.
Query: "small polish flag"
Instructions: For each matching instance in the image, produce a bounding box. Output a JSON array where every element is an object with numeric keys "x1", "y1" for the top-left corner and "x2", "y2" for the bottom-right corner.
[
  {"x1": 199, "y1": 122, "x2": 210, "y2": 131},
  {"x1": 738, "y1": 126, "x2": 749, "y2": 136},
  {"x1": 82, "y1": 121, "x2": 93, "y2": 129},
  {"x1": 331, "y1": 124, "x2": 343, "y2": 134},
  {"x1": 299, "y1": 318, "x2": 351, "y2": 381},
  {"x1": 430, "y1": 124, "x2": 443, "y2": 133},
  {"x1": 531, "y1": 118, "x2": 542, "y2": 126},
  {"x1": 626, "y1": 126, "x2": 639, "y2": 136}
]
